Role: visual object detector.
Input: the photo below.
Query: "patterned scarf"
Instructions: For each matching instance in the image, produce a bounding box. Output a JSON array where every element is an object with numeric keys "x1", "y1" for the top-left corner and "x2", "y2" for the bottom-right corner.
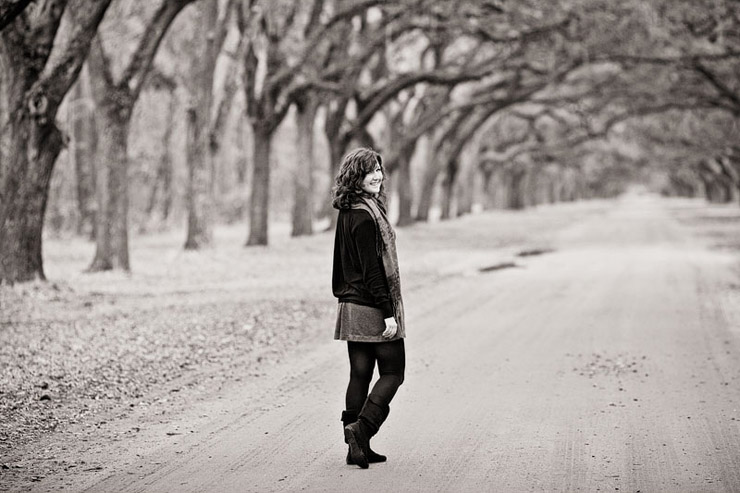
[{"x1": 352, "y1": 196, "x2": 405, "y2": 336}]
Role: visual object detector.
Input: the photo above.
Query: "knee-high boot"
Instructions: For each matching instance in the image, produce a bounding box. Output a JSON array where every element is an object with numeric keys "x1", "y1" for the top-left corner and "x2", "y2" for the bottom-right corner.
[
  {"x1": 341, "y1": 410, "x2": 386, "y2": 465},
  {"x1": 343, "y1": 397, "x2": 390, "y2": 469}
]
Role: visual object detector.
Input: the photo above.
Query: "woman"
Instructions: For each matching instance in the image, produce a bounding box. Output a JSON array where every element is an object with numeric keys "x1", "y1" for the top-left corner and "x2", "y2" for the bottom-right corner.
[{"x1": 331, "y1": 147, "x2": 406, "y2": 469}]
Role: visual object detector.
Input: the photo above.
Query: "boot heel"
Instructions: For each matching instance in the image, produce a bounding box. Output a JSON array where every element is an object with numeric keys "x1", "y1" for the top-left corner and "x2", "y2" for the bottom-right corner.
[{"x1": 344, "y1": 424, "x2": 369, "y2": 469}]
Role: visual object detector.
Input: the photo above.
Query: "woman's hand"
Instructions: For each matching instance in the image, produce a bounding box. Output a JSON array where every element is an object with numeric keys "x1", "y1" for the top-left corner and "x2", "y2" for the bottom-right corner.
[{"x1": 382, "y1": 316, "x2": 398, "y2": 339}]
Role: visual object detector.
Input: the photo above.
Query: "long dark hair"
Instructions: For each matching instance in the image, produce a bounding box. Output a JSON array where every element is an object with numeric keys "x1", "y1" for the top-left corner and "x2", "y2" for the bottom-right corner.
[{"x1": 331, "y1": 148, "x2": 387, "y2": 210}]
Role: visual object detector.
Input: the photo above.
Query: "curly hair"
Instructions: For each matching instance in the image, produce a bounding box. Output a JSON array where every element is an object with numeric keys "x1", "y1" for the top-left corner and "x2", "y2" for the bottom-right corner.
[{"x1": 331, "y1": 147, "x2": 387, "y2": 210}]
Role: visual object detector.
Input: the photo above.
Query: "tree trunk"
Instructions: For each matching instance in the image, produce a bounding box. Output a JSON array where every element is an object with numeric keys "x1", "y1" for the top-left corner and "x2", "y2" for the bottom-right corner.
[
  {"x1": 184, "y1": 103, "x2": 212, "y2": 249},
  {"x1": 70, "y1": 74, "x2": 98, "y2": 238},
  {"x1": 457, "y1": 164, "x2": 475, "y2": 216},
  {"x1": 507, "y1": 168, "x2": 526, "y2": 210},
  {"x1": 184, "y1": 1, "x2": 218, "y2": 249},
  {"x1": 292, "y1": 95, "x2": 318, "y2": 236},
  {"x1": 0, "y1": 1, "x2": 112, "y2": 284},
  {"x1": 440, "y1": 162, "x2": 457, "y2": 220},
  {"x1": 416, "y1": 153, "x2": 442, "y2": 222},
  {"x1": 320, "y1": 135, "x2": 347, "y2": 229},
  {"x1": 320, "y1": 101, "x2": 350, "y2": 223},
  {"x1": 246, "y1": 126, "x2": 272, "y2": 246},
  {"x1": 481, "y1": 169, "x2": 494, "y2": 210},
  {"x1": 0, "y1": 111, "x2": 64, "y2": 283},
  {"x1": 235, "y1": 113, "x2": 249, "y2": 185},
  {"x1": 88, "y1": 106, "x2": 131, "y2": 272},
  {"x1": 396, "y1": 150, "x2": 415, "y2": 227}
]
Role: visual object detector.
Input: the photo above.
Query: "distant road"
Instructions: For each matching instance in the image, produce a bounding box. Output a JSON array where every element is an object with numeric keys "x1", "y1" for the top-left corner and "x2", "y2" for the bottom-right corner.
[{"x1": 60, "y1": 196, "x2": 740, "y2": 492}]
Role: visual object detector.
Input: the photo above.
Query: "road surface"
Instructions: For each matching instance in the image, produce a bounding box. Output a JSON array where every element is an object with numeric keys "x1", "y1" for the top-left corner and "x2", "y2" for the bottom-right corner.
[{"x1": 66, "y1": 196, "x2": 740, "y2": 492}]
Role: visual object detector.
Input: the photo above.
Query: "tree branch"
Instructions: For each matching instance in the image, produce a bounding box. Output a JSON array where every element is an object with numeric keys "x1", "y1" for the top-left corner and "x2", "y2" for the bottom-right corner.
[
  {"x1": 693, "y1": 62, "x2": 740, "y2": 112},
  {"x1": 267, "y1": 0, "x2": 391, "y2": 91},
  {"x1": 36, "y1": 0, "x2": 112, "y2": 108},
  {"x1": 119, "y1": 0, "x2": 198, "y2": 101},
  {"x1": 0, "y1": 0, "x2": 32, "y2": 31}
]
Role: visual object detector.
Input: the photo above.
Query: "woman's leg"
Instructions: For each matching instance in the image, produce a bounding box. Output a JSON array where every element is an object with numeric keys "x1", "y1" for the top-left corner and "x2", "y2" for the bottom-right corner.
[
  {"x1": 345, "y1": 341, "x2": 376, "y2": 413},
  {"x1": 345, "y1": 339, "x2": 405, "y2": 468},
  {"x1": 368, "y1": 338, "x2": 405, "y2": 406}
]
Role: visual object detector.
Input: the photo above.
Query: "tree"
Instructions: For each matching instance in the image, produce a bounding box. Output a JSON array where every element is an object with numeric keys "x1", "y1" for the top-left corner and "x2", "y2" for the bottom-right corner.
[
  {"x1": 86, "y1": 0, "x2": 198, "y2": 271},
  {"x1": 238, "y1": 0, "x2": 391, "y2": 245},
  {"x1": 0, "y1": 0, "x2": 112, "y2": 283},
  {"x1": 184, "y1": 0, "x2": 235, "y2": 250}
]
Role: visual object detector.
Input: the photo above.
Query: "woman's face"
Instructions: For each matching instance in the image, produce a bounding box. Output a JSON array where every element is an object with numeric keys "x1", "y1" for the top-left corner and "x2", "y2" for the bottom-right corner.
[{"x1": 360, "y1": 161, "x2": 383, "y2": 195}]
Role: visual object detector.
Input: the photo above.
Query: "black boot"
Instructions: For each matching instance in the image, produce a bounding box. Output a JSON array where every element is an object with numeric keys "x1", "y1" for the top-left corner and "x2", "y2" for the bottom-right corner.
[
  {"x1": 343, "y1": 397, "x2": 390, "y2": 469},
  {"x1": 341, "y1": 410, "x2": 386, "y2": 465}
]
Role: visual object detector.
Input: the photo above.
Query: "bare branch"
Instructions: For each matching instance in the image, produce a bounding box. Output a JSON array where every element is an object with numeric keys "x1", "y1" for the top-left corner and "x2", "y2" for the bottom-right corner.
[
  {"x1": 36, "y1": 1, "x2": 112, "y2": 107},
  {"x1": 693, "y1": 62, "x2": 740, "y2": 112},
  {"x1": 267, "y1": 0, "x2": 391, "y2": 90},
  {"x1": 119, "y1": 0, "x2": 198, "y2": 101},
  {"x1": 600, "y1": 51, "x2": 740, "y2": 65}
]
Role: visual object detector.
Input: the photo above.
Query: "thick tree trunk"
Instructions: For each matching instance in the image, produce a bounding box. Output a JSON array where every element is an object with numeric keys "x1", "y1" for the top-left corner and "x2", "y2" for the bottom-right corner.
[
  {"x1": 0, "y1": 113, "x2": 63, "y2": 283},
  {"x1": 292, "y1": 96, "x2": 318, "y2": 236},
  {"x1": 0, "y1": 0, "x2": 111, "y2": 284},
  {"x1": 88, "y1": 107, "x2": 131, "y2": 272},
  {"x1": 184, "y1": 1, "x2": 218, "y2": 249},
  {"x1": 246, "y1": 126, "x2": 272, "y2": 246},
  {"x1": 184, "y1": 104, "x2": 212, "y2": 249}
]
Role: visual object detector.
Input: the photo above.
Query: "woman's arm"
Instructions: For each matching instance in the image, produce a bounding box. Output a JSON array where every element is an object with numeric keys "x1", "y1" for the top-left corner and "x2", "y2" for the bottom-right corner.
[{"x1": 352, "y1": 214, "x2": 394, "y2": 320}]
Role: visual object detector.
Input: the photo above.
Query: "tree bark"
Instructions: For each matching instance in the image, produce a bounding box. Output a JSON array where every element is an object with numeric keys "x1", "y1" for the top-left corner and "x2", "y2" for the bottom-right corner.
[
  {"x1": 184, "y1": 102, "x2": 213, "y2": 249},
  {"x1": 0, "y1": 112, "x2": 64, "y2": 282},
  {"x1": 88, "y1": 103, "x2": 131, "y2": 271},
  {"x1": 184, "y1": 1, "x2": 220, "y2": 249},
  {"x1": 0, "y1": 0, "x2": 33, "y2": 31},
  {"x1": 246, "y1": 126, "x2": 272, "y2": 246},
  {"x1": 0, "y1": 0, "x2": 112, "y2": 283},
  {"x1": 292, "y1": 95, "x2": 318, "y2": 236}
]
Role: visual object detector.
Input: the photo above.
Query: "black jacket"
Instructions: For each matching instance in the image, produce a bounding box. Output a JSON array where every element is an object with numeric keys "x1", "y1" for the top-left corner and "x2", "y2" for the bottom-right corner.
[{"x1": 332, "y1": 209, "x2": 394, "y2": 318}]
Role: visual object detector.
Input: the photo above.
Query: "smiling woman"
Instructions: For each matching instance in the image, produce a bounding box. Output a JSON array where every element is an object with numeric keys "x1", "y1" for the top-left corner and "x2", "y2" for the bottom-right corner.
[{"x1": 330, "y1": 148, "x2": 406, "y2": 469}]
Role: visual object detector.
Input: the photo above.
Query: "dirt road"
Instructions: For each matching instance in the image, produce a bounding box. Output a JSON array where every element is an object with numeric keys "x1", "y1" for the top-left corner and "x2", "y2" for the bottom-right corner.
[{"x1": 33, "y1": 195, "x2": 740, "y2": 492}]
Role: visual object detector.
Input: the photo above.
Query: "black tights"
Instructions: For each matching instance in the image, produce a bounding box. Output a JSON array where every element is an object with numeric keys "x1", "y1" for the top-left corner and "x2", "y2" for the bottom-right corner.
[{"x1": 346, "y1": 339, "x2": 405, "y2": 413}]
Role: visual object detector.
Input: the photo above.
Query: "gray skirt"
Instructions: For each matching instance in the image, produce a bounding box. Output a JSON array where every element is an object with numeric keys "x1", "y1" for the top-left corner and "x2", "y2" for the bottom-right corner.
[{"x1": 334, "y1": 302, "x2": 402, "y2": 342}]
